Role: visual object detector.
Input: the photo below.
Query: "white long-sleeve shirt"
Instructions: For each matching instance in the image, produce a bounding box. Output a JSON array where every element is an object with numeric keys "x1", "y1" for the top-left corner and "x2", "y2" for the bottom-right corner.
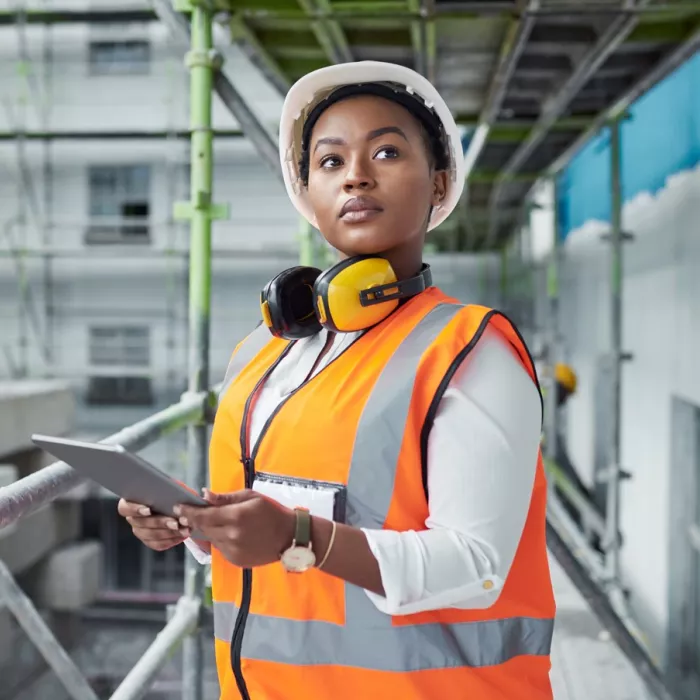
[{"x1": 186, "y1": 322, "x2": 542, "y2": 615}]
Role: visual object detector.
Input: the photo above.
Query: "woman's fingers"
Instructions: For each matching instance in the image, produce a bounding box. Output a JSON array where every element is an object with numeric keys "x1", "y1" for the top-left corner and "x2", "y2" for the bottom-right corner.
[
  {"x1": 132, "y1": 526, "x2": 190, "y2": 542},
  {"x1": 138, "y1": 534, "x2": 187, "y2": 551},
  {"x1": 118, "y1": 500, "x2": 187, "y2": 534},
  {"x1": 117, "y1": 499, "x2": 152, "y2": 517},
  {"x1": 125, "y1": 514, "x2": 184, "y2": 532},
  {"x1": 118, "y1": 499, "x2": 191, "y2": 551}
]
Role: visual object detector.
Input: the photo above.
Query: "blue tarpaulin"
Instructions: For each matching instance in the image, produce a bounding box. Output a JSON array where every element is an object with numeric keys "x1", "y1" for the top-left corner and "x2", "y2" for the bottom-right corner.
[{"x1": 557, "y1": 50, "x2": 700, "y2": 240}]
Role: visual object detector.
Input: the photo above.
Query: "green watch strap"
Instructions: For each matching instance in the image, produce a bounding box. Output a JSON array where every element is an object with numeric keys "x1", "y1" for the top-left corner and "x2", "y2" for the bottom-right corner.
[{"x1": 294, "y1": 507, "x2": 312, "y2": 547}]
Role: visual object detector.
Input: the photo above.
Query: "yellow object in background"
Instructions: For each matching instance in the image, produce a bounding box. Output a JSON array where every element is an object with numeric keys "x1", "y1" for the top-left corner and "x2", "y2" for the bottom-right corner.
[{"x1": 555, "y1": 363, "x2": 578, "y2": 394}]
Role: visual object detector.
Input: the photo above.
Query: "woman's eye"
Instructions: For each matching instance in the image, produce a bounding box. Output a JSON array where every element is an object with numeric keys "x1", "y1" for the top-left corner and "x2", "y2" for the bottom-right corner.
[
  {"x1": 375, "y1": 146, "x2": 399, "y2": 160},
  {"x1": 320, "y1": 155, "x2": 343, "y2": 168}
]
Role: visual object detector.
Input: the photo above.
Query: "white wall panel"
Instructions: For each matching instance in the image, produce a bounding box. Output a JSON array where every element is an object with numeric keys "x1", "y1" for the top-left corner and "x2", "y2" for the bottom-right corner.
[{"x1": 537, "y1": 164, "x2": 700, "y2": 660}]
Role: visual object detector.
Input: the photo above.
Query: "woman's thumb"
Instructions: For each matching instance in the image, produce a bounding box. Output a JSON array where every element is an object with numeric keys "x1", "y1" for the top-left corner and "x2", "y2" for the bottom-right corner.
[{"x1": 202, "y1": 488, "x2": 254, "y2": 505}]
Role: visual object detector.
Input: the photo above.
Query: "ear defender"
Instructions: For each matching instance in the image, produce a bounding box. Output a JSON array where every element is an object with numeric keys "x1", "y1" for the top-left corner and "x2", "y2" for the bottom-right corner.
[
  {"x1": 261, "y1": 257, "x2": 433, "y2": 340},
  {"x1": 260, "y1": 266, "x2": 323, "y2": 340}
]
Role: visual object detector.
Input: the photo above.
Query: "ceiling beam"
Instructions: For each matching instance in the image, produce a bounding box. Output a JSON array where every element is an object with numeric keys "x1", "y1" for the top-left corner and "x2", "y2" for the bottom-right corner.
[
  {"x1": 233, "y1": 3, "x2": 698, "y2": 19},
  {"x1": 425, "y1": 10, "x2": 437, "y2": 84},
  {"x1": 471, "y1": 170, "x2": 541, "y2": 184},
  {"x1": 458, "y1": 116, "x2": 593, "y2": 128},
  {"x1": 297, "y1": 0, "x2": 353, "y2": 64},
  {"x1": 545, "y1": 21, "x2": 700, "y2": 178},
  {"x1": 0, "y1": 129, "x2": 244, "y2": 141},
  {"x1": 465, "y1": 206, "x2": 521, "y2": 221},
  {"x1": 485, "y1": 0, "x2": 652, "y2": 248},
  {"x1": 1, "y1": 3, "x2": 695, "y2": 24},
  {"x1": 462, "y1": 0, "x2": 538, "y2": 182},
  {"x1": 407, "y1": 0, "x2": 426, "y2": 75},
  {"x1": 0, "y1": 9, "x2": 157, "y2": 25},
  {"x1": 152, "y1": 0, "x2": 281, "y2": 180},
  {"x1": 229, "y1": 15, "x2": 291, "y2": 96}
]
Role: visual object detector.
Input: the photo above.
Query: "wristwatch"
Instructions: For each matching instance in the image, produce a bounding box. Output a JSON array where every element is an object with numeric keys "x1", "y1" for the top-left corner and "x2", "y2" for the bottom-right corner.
[{"x1": 280, "y1": 507, "x2": 316, "y2": 573}]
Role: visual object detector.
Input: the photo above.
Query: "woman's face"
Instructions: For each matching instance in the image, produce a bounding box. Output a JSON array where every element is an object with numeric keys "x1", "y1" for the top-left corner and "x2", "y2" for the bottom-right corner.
[{"x1": 305, "y1": 95, "x2": 447, "y2": 262}]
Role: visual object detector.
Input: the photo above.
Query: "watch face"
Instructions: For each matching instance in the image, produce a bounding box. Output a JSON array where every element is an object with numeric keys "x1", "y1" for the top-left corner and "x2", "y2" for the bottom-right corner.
[{"x1": 281, "y1": 546, "x2": 316, "y2": 573}]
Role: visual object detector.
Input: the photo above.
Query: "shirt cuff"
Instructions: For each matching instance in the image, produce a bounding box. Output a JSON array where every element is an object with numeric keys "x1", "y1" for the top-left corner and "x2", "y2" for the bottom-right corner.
[
  {"x1": 184, "y1": 538, "x2": 212, "y2": 565},
  {"x1": 361, "y1": 527, "x2": 504, "y2": 616}
]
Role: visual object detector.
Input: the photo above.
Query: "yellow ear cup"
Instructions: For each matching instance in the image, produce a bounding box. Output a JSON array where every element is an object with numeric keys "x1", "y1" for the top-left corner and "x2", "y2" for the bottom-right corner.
[
  {"x1": 261, "y1": 300, "x2": 273, "y2": 329},
  {"x1": 325, "y1": 258, "x2": 399, "y2": 332},
  {"x1": 316, "y1": 295, "x2": 328, "y2": 324}
]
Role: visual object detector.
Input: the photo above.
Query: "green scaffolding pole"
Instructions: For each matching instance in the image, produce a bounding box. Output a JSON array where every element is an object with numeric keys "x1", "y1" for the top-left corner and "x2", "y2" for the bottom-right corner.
[
  {"x1": 173, "y1": 2, "x2": 229, "y2": 698},
  {"x1": 298, "y1": 217, "x2": 316, "y2": 267}
]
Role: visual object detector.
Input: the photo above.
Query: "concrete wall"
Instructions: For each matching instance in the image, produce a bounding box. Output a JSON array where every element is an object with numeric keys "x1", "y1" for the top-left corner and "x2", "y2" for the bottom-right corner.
[
  {"x1": 538, "y1": 163, "x2": 700, "y2": 661},
  {"x1": 0, "y1": 2, "x2": 284, "y2": 135}
]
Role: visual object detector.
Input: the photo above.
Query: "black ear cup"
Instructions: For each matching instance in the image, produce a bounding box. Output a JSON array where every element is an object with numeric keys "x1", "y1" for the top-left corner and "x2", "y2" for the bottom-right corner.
[{"x1": 261, "y1": 266, "x2": 323, "y2": 340}]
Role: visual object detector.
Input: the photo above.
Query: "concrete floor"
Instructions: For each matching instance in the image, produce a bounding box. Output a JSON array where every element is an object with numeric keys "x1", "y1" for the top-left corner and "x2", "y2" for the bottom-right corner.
[
  {"x1": 549, "y1": 555, "x2": 653, "y2": 700},
  {"x1": 4, "y1": 554, "x2": 656, "y2": 700}
]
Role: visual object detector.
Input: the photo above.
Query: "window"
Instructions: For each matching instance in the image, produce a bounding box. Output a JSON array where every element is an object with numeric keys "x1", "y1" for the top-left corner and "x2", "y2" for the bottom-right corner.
[
  {"x1": 87, "y1": 165, "x2": 150, "y2": 244},
  {"x1": 86, "y1": 377, "x2": 153, "y2": 406},
  {"x1": 88, "y1": 40, "x2": 150, "y2": 76},
  {"x1": 87, "y1": 326, "x2": 153, "y2": 406},
  {"x1": 89, "y1": 326, "x2": 150, "y2": 367}
]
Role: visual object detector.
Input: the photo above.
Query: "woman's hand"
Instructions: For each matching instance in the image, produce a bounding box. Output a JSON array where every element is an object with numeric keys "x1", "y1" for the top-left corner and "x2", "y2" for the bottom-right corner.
[
  {"x1": 117, "y1": 499, "x2": 191, "y2": 551},
  {"x1": 175, "y1": 489, "x2": 295, "y2": 568}
]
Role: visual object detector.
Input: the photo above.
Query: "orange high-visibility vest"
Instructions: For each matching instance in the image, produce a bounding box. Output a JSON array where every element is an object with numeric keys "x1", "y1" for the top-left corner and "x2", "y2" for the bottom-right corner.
[{"x1": 210, "y1": 287, "x2": 555, "y2": 700}]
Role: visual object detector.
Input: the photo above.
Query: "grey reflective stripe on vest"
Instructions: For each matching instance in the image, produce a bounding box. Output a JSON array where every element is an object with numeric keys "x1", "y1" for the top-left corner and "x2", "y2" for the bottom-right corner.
[
  {"x1": 213, "y1": 598, "x2": 554, "y2": 671},
  {"x1": 214, "y1": 303, "x2": 554, "y2": 671},
  {"x1": 346, "y1": 302, "x2": 463, "y2": 528},
  {"x1": 218, "y1": 323, "x2": 271, "y2": 403}
]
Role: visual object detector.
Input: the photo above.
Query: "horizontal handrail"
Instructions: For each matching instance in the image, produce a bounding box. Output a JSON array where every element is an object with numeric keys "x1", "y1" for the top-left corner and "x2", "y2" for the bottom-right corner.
[
  {"x1": 544, "y1": 457, "x2": 607, "y2": 538},
  {"x1": 0, "y1": 386, "x2": 220, "y2": 530}
]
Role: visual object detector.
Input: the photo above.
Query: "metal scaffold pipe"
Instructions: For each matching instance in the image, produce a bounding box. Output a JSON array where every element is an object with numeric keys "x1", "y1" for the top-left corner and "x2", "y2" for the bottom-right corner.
[
  {"x1": 0, "y1": 390, "x2": 212, "y2": 529},
  {"x1": 152, "y1": 0, "x2": 280, "y2": 181},
  {"x1": 0, "y1": 559, "x2": 100, "y2": 700},
  {"x1": 173, "y1": 2, "x2": 228, "y2": 698},
  {"x1": 109, "y1": 597, "x2": 201, "y2": 700},
  {"x1": 605, "y1": 118, "x2": 625, "y2": 589}
]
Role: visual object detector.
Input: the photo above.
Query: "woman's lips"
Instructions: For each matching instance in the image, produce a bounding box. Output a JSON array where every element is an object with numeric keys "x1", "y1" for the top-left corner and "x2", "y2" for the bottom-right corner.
[
  {"x1": 339, "y1": 195, "x2": 383, "y2": 223},
  {"x1": 340, "y1": 208, "x2": 383, "y2": 223}
]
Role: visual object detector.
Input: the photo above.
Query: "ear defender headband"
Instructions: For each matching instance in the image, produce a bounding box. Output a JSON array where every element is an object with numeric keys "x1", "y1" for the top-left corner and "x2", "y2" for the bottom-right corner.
[{"x1": 260, "y1": 257, "x2": 433, "y2": 340}]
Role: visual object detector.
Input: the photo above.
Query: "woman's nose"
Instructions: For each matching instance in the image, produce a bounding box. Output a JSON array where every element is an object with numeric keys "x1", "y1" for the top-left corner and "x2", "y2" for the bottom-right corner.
[{"x1": 343, "y1": 157, "x2": 375, "y2": 192}]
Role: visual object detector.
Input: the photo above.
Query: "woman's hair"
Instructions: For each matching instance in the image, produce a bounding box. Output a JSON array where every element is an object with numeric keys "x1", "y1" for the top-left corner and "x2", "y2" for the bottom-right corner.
[{"x1": 297, "y1": 83, "x2": 450, "y2": 187}]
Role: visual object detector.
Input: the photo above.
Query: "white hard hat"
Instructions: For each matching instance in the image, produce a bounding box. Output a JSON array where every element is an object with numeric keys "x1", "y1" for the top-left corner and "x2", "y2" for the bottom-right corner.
[{"x1": 279, "y1": 61, "x2": 465, "y2": 232}]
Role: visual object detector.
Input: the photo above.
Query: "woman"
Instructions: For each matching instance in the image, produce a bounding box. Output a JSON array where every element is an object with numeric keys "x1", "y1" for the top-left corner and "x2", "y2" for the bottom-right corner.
[{"x1": 119, "y1": 61, "x2": 555, "y2": 699}]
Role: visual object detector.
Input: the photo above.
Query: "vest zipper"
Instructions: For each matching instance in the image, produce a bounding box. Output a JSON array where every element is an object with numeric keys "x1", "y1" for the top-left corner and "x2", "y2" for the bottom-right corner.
[
  {"x1": 229, "y1": 331, "x2": 349, "y2": 699},
  {"x1": 230, "y1": 344, "x2": 294, "y2": 700}
]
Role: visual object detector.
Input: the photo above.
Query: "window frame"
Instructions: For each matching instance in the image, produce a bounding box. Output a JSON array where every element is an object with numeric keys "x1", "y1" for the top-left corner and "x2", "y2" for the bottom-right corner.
[
  {"x1": 88, "y1": 39, "x2": 151, "y2": 77},
  {"x1": 86, "y1": 164, "x2": 151, "y2": 245},
  {"x1": 86, "y1": 325, "x2": 153, "y2": 406}
]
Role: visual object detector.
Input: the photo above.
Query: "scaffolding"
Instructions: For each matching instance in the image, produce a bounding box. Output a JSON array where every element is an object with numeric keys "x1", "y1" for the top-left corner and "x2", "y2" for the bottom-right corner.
[
  {"x1": 0, "y1": 1, "x2": 698, "y2": 698},
  {"x1": 535, "y1": 115, "x2": 634, "y2": 622},
  {"x1": 0, "y1": 0, "x2": 297, "y2": 381}
]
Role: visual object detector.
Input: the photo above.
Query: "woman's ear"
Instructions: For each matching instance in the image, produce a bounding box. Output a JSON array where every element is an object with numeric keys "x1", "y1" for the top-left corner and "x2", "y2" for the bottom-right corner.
[{"x1": 431, "y1": 171, "x2": 448, "y2": 207}]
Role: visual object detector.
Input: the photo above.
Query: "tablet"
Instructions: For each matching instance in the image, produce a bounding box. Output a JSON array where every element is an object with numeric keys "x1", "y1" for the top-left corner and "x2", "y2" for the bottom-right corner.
[{"x1": 31, "y1": 434, "x2": 208, "y2": 538}]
